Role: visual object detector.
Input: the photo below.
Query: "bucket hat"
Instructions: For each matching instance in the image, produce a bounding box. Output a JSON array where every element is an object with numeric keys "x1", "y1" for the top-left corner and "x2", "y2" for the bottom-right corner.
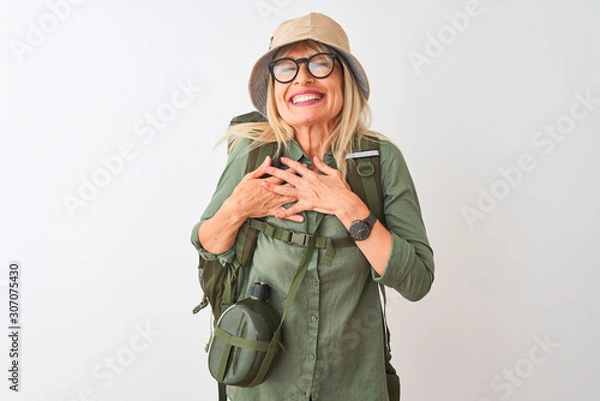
[{"x1": 248, "y1": 12, "x2": 370, "y2": 117}]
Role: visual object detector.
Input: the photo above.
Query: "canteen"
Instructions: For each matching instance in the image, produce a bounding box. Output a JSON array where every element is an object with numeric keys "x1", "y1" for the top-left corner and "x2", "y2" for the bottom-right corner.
[{"x1": 208, "y1": 282, "x2": 280, "y2": 387}]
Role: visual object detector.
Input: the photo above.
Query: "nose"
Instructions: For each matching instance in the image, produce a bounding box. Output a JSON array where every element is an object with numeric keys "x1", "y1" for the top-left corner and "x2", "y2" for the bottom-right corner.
[{"x1": 294, "y1": 61, "x2": 314, "y2": 84}]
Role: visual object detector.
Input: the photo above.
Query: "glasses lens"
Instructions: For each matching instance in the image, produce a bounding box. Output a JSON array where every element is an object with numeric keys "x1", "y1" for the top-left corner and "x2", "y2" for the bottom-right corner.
[
  {"x1": 272, "y1": 59, "x2": 298, "y2": 83},
  {"x1": 308, "y1": 54, "x2": 334, "y2": 78}
]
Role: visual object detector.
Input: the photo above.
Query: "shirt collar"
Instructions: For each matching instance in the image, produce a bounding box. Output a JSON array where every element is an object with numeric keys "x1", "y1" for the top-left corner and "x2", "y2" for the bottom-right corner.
[{"x1": 286, "y1": 139, "x2": 336, "y2": 167}]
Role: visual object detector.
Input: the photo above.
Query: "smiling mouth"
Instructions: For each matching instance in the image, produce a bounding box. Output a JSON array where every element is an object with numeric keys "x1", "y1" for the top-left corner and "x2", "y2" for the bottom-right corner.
[{"x1": 291, "y1": 94, "x2": 323, "y2": 104}]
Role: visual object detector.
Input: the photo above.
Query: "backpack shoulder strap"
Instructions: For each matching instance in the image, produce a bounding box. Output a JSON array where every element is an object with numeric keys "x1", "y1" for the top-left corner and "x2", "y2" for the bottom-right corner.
[
  {"x1": 235, "y1": 141, "x2": 280, "y2": 267},
  {"x1": 346, "y1": 136, "x2": 385, "y2": 225},
  {"x1": 246, "y1": 141, "x2": 279, "y2": 173},
  {"x1": 227, "y1": 112, "x2": 280, "y2": 268},
  {"x1": 227, "y1": 110, "x2": 276, "y2": 173}
]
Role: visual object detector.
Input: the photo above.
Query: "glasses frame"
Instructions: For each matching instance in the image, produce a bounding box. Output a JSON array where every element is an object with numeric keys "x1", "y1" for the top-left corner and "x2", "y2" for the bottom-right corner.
[{"x1": 268, "y1": 53, "x2": 340, "y2": 84}]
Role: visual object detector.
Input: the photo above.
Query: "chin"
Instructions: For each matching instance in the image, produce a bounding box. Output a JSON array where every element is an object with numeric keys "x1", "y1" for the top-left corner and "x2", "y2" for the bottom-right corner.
[{"x1": 285, "y1": 109, "x2": 329, "y2": 127}]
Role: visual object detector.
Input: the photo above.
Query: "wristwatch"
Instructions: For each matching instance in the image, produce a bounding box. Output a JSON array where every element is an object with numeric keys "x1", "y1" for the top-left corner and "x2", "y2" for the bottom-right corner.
[{"x1": 348, "y1": 212, "x2": 377, "y2": 241}]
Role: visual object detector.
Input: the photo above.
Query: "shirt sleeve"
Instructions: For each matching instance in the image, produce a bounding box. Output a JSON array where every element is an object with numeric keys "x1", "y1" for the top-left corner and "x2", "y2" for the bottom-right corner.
[
  {"x1": 371, "y1": 140, "x2": 435, "y2": 301},
  {"x1": 190, "y1": 138, "x2": 252, "y2": 265}
]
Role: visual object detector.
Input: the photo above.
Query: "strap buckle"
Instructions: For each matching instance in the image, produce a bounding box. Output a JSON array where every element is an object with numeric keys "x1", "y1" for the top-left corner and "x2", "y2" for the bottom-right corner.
[{"x1": 284, "y1": 231, "x2": 310, "y2": 246}]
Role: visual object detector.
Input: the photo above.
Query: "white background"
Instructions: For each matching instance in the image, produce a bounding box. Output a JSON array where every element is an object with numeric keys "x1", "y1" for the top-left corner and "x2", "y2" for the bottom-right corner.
[{"x1": 1, "y1": 0, "x2": 599, "y2": 400}]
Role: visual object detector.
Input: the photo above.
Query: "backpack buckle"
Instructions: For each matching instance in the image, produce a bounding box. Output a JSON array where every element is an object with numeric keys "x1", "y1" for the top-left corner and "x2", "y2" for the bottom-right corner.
[{"x1": 285, "y1": 231, "x2": 310, "y2": 246}]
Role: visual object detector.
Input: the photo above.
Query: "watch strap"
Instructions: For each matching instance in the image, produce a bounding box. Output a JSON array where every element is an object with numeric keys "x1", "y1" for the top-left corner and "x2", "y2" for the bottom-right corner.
[{"x1": 364, "y1": 212, "x2": 377, "y2": 228}]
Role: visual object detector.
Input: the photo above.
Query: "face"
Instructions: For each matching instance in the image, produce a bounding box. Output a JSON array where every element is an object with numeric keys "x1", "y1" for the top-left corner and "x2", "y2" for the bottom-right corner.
[{"x1": 272, "y1": 42, "x2": 344, "y2": 131}]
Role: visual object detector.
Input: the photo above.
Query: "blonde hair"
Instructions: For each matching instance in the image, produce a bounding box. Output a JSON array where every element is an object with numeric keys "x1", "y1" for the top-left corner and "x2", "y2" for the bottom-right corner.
[{"x1": 224, "y1": 40, "x2": 386, "y2": 176}]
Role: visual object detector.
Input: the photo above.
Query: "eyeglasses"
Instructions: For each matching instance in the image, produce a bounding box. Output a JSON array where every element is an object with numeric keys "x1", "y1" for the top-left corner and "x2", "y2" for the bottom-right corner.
[{"x1": 269, "y1": 53, "x2": 339, "y2": 84}]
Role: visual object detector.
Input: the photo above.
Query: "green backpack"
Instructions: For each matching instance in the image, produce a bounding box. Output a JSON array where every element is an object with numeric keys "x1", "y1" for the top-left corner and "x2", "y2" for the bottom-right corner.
[
  {"x1": 193, "y1": 111, "x2": 399, "y2": 400},
  {"x1": 193, "y1": 111, "x2": 385, "y2": 320}
]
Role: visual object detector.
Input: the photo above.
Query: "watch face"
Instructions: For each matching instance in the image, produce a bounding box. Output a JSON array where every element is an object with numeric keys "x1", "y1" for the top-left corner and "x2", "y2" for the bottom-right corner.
[{"x1": 349, "y1": 221, "x2": 370, "y2": 241}]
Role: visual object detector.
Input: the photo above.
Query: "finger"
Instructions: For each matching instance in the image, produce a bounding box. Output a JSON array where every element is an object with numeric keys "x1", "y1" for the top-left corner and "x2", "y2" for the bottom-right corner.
[
  {"x1": 275, "y1": 203, "x2": 306, "y2": 219},
  {"x1": 313, "y1": 156, "x2": 337, "y2": 175},
  {"x1": 264, "y1": 176, "x2": 286, "y2": 185},
  {"x1": 264, "y1": 165, "x2": 302, "y2": 186},
  {"x1": 281, "y1": 212, "x2": 305, "y2": 223},
  {"x1": 261, "y1": 180, "x2": 297, "y2": 197},
  {"x1": 280, "y1": 156, "x2": 313, "y2": 176}
]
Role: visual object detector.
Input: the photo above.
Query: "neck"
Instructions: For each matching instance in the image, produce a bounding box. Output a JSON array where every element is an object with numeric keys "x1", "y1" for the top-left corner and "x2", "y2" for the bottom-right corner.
[{"x1": 294, "y1": 124, "x2": 332, "y2": 160}]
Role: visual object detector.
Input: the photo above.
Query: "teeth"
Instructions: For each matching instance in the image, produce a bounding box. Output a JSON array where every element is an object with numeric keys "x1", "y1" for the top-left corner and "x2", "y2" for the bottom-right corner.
[{"x1": 292, "y1": 94, "x2": 323, "y2": 104}]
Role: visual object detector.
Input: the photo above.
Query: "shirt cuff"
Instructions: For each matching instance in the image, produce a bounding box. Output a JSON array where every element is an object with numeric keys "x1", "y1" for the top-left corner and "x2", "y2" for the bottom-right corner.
[
  {"x1": 370, "y1": 233, "x2": 408, "y2": 286},
  {"x1": 190, "y1": 221, "x2": 236, "y2": 265}
]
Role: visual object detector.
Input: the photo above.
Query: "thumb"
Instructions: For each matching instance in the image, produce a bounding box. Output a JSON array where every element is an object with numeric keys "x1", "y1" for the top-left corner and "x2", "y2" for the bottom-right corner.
[{"x1": 313, "y1": 156, "x2": 334, "y2": 174}]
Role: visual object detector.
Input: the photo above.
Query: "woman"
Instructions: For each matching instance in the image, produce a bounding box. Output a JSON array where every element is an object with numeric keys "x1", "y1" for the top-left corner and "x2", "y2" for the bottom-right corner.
[{"x1": 191, "y1": 12, "x2": 434, "y2": 400}]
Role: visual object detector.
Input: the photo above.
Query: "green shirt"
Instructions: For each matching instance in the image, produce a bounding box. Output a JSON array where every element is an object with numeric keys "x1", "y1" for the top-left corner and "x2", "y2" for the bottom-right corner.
[{"x1": 191, "y1": 137, "x2": 434, "y2": 401}]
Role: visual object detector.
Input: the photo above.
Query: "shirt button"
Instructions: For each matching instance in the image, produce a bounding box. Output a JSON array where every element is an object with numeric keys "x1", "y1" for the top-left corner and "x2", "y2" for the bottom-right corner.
[
  {"x1": 309, "y1": 354, "x2": 315, "y2": 360},
  {"x1": 311, "y1": 315, "x2": 318, "y2": 322}
]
